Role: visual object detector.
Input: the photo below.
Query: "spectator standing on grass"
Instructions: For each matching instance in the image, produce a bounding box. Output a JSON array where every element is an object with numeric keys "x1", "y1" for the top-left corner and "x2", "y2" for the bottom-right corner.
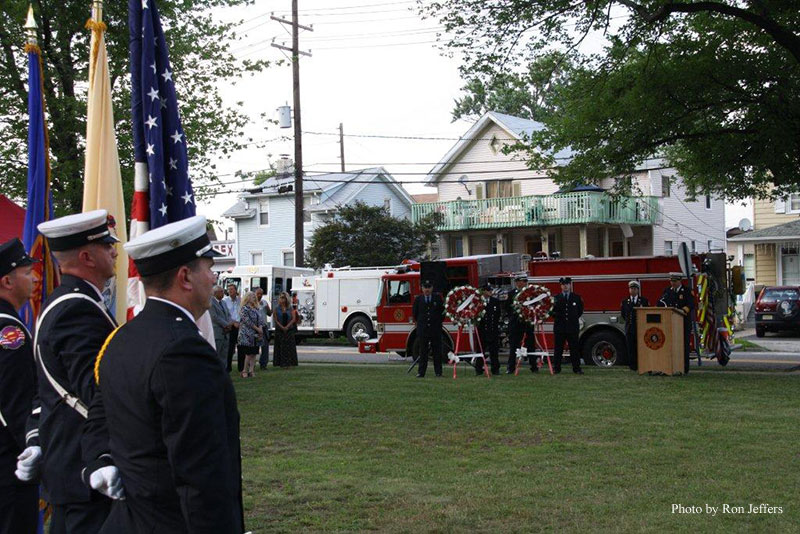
[
  {"x1": 273, "y1": 292, "x2": 298, "y2": 368},
  {"x1": 222, "y1": 283, "x2": 241, "y2": 373},
  {"x1": 237, "y1": 292, "x2": 264, "y2": 378},
  {"x1": 255, "y1": 287, "x2": 272, "y2": 369},
  {"x1": 210, "y1": 285, "x2": 232, "y2": 365}
]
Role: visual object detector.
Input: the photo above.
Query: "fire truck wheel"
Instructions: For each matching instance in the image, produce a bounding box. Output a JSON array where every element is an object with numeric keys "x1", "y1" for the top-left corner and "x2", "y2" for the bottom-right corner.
[
  {"x1": 346, "y1": 315, "x2": 374, "y2": 346},
  {"x1": 581, "y1": 331, "x2": 626, "y2": 368}
]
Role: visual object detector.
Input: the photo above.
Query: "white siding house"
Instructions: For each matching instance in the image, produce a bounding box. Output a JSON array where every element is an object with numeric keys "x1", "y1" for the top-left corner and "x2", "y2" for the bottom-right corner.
[
  {"x1": 224, "y1": 167, "x2": 413, "y2": 267},
  {"x1": 413, "y1": 111, "x2": 726, "y2": 259}
]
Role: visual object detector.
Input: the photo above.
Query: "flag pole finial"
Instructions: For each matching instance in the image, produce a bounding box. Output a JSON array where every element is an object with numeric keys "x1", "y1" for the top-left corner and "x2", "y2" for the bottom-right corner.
[
  {"x1": 92, "y1": 0, "x2": 104, "y2": 23},
  {"x1": 24, "y1": 5, "x2": 38, "y2": 45}
]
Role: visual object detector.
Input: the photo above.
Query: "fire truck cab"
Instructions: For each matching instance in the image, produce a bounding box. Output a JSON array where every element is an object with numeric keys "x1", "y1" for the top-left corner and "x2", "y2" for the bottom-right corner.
[{"x1": 359, "y1": 254, "x2": 522, "y2": 357}]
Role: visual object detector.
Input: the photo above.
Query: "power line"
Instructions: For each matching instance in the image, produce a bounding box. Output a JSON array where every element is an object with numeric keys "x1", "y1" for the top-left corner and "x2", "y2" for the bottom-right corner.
[{"x1": 276, "y1": 1, "x2": 414, "y2": 13}]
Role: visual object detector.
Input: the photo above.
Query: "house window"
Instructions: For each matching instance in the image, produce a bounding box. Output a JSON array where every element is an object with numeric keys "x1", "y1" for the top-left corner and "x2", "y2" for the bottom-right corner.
[
  {"x1": 282, "y1": 250, "x2": 295, "y2": 267},
  {"x1": 705, "y1": 195, "x2": 712, "y2": 210},
  {"x1": 303, "y1": 196, "x2": 312, "y2": 223},
  {"x1": 664, "y1": 240, "x2": 673, "y2": 256},
  {"x1": 258, "y1": 198, "x2": 269, "y2": 226},
  {"x1": 691, "y1": 241, "x2": 696, "y2": 253},
  {"x1": 450, "y1": 236, "x2": 463, "y2": 257},
  {"x1": 789, "y1": 194, "x2": 800, "y2": 213},
  {"x1": 383, "y1": 197, "x2": 391, "y2": 213},
  {"x1": 662, "y1": 176, "x2": 671, "y2": 197},
  {"x1": 250, "y1": 252, "x2": 263, "y2": 265},
  {"x1": 485, "y1": 180, "x2": 513, "y2": 199}
]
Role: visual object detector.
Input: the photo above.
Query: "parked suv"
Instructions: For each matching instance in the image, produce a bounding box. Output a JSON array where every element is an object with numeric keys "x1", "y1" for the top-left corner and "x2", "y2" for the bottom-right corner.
[{"x1": 755, "y1": 286, "x2": 800, "y2": 337}]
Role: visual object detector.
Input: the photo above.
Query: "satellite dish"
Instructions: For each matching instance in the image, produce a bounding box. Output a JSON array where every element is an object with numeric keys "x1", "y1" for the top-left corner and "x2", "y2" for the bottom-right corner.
[{"x1": 738, "y1": 218, "x2": 752, "y2": 232}]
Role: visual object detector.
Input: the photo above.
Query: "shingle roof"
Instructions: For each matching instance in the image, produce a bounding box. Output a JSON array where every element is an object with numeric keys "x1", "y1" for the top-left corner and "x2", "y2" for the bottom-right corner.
[
  {"x1": 728, "y1": 218, "x2": 800, "y2": 241},
  {"x1": 222, "y1": 200, "x2": 254, "y2": 219}
]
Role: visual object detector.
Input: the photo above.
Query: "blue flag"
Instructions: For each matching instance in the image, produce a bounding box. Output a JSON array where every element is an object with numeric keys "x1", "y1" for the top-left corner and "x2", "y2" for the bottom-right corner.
[
  {"x1": 129, "y1": 0, "x2": 196, "y2": 230},
  {"x1": 21, "y1": 44, "x2": 58, "y2": 331}
]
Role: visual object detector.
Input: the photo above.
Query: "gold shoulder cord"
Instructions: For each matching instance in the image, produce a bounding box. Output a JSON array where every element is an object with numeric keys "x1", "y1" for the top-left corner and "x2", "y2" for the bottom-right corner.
[{"x1": 95, "y1": 326, "x2": 122, "y2": 385}]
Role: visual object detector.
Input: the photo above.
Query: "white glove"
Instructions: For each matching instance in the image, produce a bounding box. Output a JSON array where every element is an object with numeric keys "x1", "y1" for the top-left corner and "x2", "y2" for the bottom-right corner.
[
  {"x1": 15, "y1": 446, "x2": 42, "y2": 482},
  {"x1": 89, "y1": 466, "x2": 125, "y2": 500}
]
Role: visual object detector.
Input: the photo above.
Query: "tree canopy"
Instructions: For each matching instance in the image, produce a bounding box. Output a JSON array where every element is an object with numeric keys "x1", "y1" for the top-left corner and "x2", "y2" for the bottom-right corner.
[
  {"x1": 0, "y1": 0, "x2": 273, "y2": 215},
  {"x1": 306, "y1": 202, "x2": 440, "y2": 269},
  {"x1": 423, "y1": 0, "x2": 800, "y2": 200}
]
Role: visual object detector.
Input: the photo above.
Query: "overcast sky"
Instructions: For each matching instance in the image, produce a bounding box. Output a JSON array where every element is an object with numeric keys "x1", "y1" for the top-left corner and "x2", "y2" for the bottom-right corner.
[{"x1": 197, "y1": 0, "x2": 752, "y2": 236}]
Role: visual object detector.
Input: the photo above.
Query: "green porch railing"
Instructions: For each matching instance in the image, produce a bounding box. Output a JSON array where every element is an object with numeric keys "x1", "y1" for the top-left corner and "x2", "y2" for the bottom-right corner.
[{"x1": 411, "y1": 192, "x2": 659, "y2": 232}]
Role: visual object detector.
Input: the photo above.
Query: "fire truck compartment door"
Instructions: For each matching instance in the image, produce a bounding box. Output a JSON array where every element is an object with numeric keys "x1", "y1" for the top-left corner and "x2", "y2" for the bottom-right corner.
[{"x1": 316, "y1": 279, "x2": 338, "y2": 331}]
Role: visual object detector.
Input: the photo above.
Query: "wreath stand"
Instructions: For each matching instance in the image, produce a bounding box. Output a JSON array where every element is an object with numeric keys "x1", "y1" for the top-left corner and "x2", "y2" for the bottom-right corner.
[
  {"x1": 448, "y1": 323, "x2": 490, "y2": 379},
  {"x1": 512, "y1": 285, "x2": 554, "y2": 376},
  {"x1": 513, "y1": 324, "x2": 553, "y2": 375}
]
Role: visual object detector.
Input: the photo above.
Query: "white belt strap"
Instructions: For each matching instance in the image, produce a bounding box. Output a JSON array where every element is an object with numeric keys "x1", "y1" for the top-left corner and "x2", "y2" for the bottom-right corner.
[
  {"x1": 0, "y1": 313, "x2": 32, "y2": 428},
  {"x1": 34, "y1": 293, "x2": 116, "y2": 419}
]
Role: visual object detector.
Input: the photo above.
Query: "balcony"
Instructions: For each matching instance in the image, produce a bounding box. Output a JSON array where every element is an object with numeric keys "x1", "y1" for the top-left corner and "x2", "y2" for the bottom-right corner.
[{"x1": 411, "y1": 192, "x2": 659, "y2": 232}]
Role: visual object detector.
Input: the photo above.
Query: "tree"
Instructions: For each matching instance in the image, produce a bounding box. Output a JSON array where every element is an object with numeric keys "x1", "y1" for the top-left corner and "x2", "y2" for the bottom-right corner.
[
  {"x1": 306, "y1": 202, "x2": 440, "y2": 269},
  {"x1": 0, "y1": 1, "x2": 273, "y2": 215},
  {"x1": 423, "y1": 1, "x2": 800, "y2": 200}
]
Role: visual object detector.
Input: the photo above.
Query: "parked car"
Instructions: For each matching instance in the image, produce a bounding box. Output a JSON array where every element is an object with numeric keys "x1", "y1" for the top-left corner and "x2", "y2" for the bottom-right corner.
[{"x1": 754, "y1": 286, "x2": 800, "y2": 337}]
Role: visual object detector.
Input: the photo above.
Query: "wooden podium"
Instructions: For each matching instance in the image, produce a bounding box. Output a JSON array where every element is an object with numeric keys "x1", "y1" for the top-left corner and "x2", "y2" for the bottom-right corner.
[{"x1": 636, "y1": 307, "x2": 685, "y2": 375}]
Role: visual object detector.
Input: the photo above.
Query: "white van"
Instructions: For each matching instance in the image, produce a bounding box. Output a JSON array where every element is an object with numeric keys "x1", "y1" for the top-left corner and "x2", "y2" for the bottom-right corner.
[{"x1": 218, "y1": 264, "x2": 314, "y2": 313}]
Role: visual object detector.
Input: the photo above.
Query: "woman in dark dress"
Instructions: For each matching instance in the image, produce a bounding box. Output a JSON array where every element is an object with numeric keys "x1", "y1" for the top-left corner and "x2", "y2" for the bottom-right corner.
[{"x1": 272, "y1": 291, "x2": 298, "y2": 368}]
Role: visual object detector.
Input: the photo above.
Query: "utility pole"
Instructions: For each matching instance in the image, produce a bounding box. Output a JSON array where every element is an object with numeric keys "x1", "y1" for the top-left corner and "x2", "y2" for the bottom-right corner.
[
  {"x1": 339, "y1": 122, "x2": 345, "y2": 172},
  {"x1": 271, "y1": 4, "x2": 312, "y2": 267}
]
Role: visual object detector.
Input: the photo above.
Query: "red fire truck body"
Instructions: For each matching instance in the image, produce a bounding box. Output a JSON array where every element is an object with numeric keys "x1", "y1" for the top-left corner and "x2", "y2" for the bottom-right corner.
[{"x1": 360, "y1": 253, "x2": 730, "y2": 367}]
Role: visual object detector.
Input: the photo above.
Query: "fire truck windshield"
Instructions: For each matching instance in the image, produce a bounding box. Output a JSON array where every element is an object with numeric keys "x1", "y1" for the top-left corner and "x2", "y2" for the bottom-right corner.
[{"x1": 387, "y1": 280, "x2": 411, "y2": 304}]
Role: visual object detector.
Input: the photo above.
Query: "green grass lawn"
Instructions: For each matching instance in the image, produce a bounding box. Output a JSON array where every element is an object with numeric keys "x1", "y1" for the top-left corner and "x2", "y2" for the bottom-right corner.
[{"x1": 235, "y1": 365, "x2": 800, "y2": 533}]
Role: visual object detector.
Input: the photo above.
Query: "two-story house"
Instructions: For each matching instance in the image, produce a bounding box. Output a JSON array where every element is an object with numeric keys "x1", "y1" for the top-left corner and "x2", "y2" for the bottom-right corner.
[
  {"x1": 728, "y1": 195, "x2": 800, "y2": 286},
  {"x1": 413, "y1": 111, "x2": 726, "y2": 260},
  {"x1": 223, "y1": 166, "x2": 413, "y2": 267}
]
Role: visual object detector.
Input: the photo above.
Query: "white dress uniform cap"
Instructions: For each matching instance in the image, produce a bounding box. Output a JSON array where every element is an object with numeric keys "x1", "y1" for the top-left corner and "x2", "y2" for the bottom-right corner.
[
  {"x1": 37, "y1": 209, "x2": 119, "y2": 251},
  {"x1": 124, "y1": 215, "x2": 221, "y2": 276}
]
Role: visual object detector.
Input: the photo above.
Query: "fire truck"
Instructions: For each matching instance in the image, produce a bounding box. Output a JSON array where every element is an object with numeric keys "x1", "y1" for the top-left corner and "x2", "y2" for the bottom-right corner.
[{"x1": 359, "y1": 253, "x2": 737, "y2": 367}]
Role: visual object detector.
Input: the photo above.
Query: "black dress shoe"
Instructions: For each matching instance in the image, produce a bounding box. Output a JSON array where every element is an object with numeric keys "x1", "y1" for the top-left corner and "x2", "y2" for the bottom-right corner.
[
  {"x1": 554, "y1": 368, "x2": 562, "y2": 374},
  {"x1": 435, "y1": 374, "x2": 443, "y2": 377},
  {"x1": 505, "y1": 369, "x2": 514, "y2": 374},
  {"x1": 573, "y1": 368, "x2": 584, "y2": 375},
  {"x1": 416, "y1": 373, "x2": 425, "y2": 378},
  {"x1": 530, "y1": 366, "x2": 538, "y2": 373}
]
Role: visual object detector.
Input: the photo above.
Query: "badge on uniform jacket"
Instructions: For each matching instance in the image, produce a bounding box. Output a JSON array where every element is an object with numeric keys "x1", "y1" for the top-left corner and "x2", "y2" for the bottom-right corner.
[{"x1": 0, "y1": 326, "x2": 25, "y2": 350}]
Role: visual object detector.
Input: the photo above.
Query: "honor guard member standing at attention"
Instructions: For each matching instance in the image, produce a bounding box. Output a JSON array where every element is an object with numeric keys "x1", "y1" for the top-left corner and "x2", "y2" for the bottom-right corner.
[
  {"x1": 82, "y1": 215, "x2": 244, "y2": 534},
  {"x1": 475, "y1": 284, "x2": 501, "y2": 376},
  {"x1": 620, "y1": 281, "x2": 649, "y2": 371},
  {"x1": 24, "y1": 210, "x2": 119, "y2": 533},
  {"x1": 412, "y1": 279, "x2": 444, "y2": 378},
  {"x1": 506, "y1": 274, "x2": 537, "y2": 374},
  {"x1": 658, "y1": 273, "x2": 694, "y2": 374},
  {"x1": 552, "y1": 277, "x2": 584, "y2": 374},
  {"x1": 0, "y1": 239, "x2": 39, "y2": 534}
]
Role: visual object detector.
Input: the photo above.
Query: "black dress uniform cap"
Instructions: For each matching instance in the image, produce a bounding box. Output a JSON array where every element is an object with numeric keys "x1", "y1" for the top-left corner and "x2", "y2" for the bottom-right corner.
[
  {"x1": 37, "y1": 209, "x2": 119, "y2": 251},
  {"x1": 124, "y1": 215, "x2": 222, "y2": 276},
  {"x1": 559, "y1": 276, "x2": 572, "y2": 284},
  {"x1": 514, "y1": 274, "x2": 527, "y2": 282},
  {"x1": 669, "y1": 272, "x2": 682, "y2": 281},
  {"x1": 628, "y1": 280, "x2": 640, "y2": 288},
  {"x1": 421, "y1": 279, "x2": 434, "y2": 288},
  {"x1": 0, "y1": 238, "x2": 37, "y2": 277}
]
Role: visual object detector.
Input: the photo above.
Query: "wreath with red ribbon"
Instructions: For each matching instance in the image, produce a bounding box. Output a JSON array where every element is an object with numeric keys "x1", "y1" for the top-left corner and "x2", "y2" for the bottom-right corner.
[
  {"x1": 513, "y1": 284, "x2": 553, "y2": 325},
  {"x1": 444, "y1": 285, "x2": 486, "y2": 325}
]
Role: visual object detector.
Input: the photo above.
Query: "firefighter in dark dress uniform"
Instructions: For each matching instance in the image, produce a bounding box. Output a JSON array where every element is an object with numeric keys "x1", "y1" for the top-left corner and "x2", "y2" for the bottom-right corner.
[
  {"x1": 620, "y1": 280, "x2": 649, "y2": 371},
  {"x1": 0, "y1": 239, "x2": 39, "y2": 534},
  {"x1": 24, "y1": 210, "x2": 120, "y2": 534},
  {"x1": 506, "y1": 274, "x2": 536, "y2": 373},
  {"x1": 475, "y1": 284, "x2": 501, "y2": 375},
  {"x1": 412, "y1": 279, "x2": 444, "y2": 378},
  {"x1": 552, "y1": 277, "x2": 584, "y2": 374},
  {"x1": 658, "y1": 273, "x2": 694, "y2": 373},
  {"x1": 82, "y1": 215, "x2": 244, "y2": 534}
]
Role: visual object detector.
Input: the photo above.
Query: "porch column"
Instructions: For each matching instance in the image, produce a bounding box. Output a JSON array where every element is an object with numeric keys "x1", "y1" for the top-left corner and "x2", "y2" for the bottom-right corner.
[
  {"x1": 579, "y1": 224, "x2": 588, "y2": 258},
  {"x1": 495, "y1": 232, "x2": 504, "y2": 253},
  {"x1": 540, "y1": 230, "x2": 549, "y2": 256},
  {"x1": 463, "y1": 234, "x2": 471, "y2": 256},
  {"x1": 602, "y1": 227, "x2": 610, "y2": 258},
  {"x1": 737, "y1": 243, "x2": 744, "y2": 265}
]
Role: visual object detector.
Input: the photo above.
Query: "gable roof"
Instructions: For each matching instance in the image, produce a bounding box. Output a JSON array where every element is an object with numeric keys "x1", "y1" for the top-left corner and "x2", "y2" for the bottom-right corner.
[
  {"x1": 728, "y1": 218, "x2": 800, "y2": 242},
  {"x1": 425, "y1": 111, "x2": 574, "y2": 184},
  {"x1": 309, "y1": 167, "x2": 414, "y2": 212}
]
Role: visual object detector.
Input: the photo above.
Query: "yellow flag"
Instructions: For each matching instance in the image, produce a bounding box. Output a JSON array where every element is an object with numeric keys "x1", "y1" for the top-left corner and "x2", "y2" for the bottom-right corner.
[{"x1": 83, "y1": 16, "x2": 128, "y2": 324}]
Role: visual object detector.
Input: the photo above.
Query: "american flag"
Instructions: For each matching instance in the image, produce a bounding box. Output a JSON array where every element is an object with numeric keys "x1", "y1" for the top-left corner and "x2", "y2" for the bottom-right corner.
[{"x1": 127, "y1": 0, "x2": 196, "y2": 315}]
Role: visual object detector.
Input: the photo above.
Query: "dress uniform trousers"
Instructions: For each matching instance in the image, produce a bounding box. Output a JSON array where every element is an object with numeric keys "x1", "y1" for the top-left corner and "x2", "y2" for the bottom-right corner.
[
  {"x1": 476, "y1": 326, "x2": 500, "y2": 374},
  {"x1": 507, "y1": 323, "x2": 535, "y2": 371},
  {"x1": 553, "y1": 331, "x2": 581, "y2": 372},
  {"x1": 417, "y1": 333, "x2": 443, "y2": 377}
]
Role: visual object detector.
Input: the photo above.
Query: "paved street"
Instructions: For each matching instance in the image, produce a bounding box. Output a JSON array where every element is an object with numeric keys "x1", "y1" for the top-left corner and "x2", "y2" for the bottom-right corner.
[{"x1": 289, "y1": 339, "x2": 800, "y2": 372}]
